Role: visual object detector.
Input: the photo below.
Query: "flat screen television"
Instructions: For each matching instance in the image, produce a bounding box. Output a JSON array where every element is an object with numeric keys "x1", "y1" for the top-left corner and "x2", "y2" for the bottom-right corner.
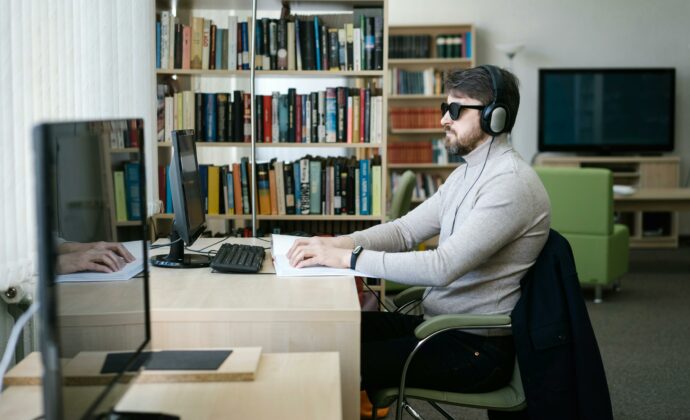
[{"x1": 538, "y1": 68, "x2": 675, "y2": 153}]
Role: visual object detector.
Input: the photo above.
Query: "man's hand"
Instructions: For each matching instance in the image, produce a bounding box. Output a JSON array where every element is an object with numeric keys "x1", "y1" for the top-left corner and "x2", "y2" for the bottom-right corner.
[
  {"x1": 58, "y1": 241, "x2": 135, "y2": 263},
  {"x1": 287, "y1": 238, "x2": 352, "y2": 269},
  {"x1": 57, "y1": 248, "x2": 129, "y2": 274}
]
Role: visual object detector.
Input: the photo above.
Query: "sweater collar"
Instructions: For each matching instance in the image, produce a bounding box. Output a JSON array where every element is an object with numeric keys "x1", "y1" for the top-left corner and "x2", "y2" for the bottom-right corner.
[{"x1": 460, "y1": 134, "x2": 512, "y2": 167}]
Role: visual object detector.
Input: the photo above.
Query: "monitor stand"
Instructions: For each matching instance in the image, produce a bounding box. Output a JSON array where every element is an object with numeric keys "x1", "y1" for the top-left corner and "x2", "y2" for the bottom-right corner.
[
  {"x1": 150, "y1": 230, "x2": 210, "y2": 269},
  {"x1": 98, "y1": 411, "x2": 180, "y2": 420}
]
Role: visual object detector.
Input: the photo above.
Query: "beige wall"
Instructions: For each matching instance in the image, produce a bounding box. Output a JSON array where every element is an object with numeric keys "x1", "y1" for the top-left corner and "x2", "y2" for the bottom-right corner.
[{"x1": 390, "y1": 0, "x2": 690, "y2": 233}]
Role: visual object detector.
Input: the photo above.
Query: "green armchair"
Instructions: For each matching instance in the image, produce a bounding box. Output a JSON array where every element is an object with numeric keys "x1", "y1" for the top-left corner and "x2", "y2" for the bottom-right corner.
[
  {"x1": 534, "y1": 167, "x2": 629, "y2": 302},
  {"x1": 370, "y1": 287, "x2": 526, "y2": 420}
]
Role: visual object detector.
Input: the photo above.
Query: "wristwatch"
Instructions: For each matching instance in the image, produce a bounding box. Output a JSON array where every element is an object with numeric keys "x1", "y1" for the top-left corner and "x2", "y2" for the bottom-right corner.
[{"x1": 350, "y1": 245, "x2": 363, "y2": 270}]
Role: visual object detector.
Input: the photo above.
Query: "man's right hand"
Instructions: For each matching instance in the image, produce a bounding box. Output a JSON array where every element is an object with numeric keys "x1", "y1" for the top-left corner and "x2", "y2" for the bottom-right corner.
[{"x1": 56, "y1": 248, "x2": 128, "y2": 274}]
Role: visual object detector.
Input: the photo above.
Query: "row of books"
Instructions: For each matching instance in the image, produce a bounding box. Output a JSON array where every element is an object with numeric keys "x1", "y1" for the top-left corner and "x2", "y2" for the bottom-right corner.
[
  {"x1": 435, "y1": 33, "x2": 472, "y2": 58},
  {"x1": 390, "y1": 171, "x2": 444, "y2": 201},
  {"x1": 388, "y1": 68, "x2": 449, "y2": 96},
  {"x1": 389, "y1": 35, "x2": 432, "y2": 59},
  {"x1": 390, "y1": 107, "x2": 440, "y2": 130},
  {"x1": 159, "y1": 86, "x2": 384, "y2": 144},
  {"x1": 159, "y1": 155, "x2": 382, "y2": 217},
  {"x1": 155, "y1": 9, "x2": 383, "y2": 71},
  {"x1": 95, "y1": 119, "x2": 142, "y2": 149},
  {"x1": 113, "y1": 163, "x2": 142, "y2": 222},
  {"x1": 388, "y1": 139, "x2": 464, "y2": 165}
]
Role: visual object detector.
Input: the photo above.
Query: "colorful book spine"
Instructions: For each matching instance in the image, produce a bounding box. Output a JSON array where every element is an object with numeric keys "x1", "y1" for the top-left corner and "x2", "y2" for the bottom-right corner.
[
  {"x1": 123, "y1": 162, "x2": 142, "y2": 221},
  {"x1": 113, "y1": 171, "x2": 128, "y2": 222}
]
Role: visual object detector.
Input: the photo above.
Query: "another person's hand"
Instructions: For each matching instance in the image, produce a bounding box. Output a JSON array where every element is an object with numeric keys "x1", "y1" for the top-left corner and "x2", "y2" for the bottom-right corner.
[
  {"x1": 57, "y1": 248, "x2": 129, "y2": 274},
  {"x1": 287, "y1": 238, "x2": 352, "y2": 269},
  {"x1": 58, "y1": 241, "x2": 135, "y2": 263}
]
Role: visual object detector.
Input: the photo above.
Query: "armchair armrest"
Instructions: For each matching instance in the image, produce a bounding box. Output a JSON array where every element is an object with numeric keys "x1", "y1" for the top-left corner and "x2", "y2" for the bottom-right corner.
[
  {"x1": 393, "y1": 287, "x2": 426, "y2": 309},
  {"x1": 414, "y1": 314, "x2": 512, "y2": 339}
]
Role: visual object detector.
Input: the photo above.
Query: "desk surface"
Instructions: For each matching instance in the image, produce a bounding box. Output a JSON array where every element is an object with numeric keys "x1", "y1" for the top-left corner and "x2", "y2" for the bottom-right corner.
[
  {"x1": 0, "y1": 352, "x2": 342, "y2": 420},
  {"x1": 614, "y1": 188, "x2": 690, "y2": 212}
]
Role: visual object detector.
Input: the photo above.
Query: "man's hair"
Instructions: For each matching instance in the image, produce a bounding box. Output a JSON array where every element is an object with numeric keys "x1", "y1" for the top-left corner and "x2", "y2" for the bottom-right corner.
[{"x1": 444, "y1": 66, "x2": 520, "y2": 132}]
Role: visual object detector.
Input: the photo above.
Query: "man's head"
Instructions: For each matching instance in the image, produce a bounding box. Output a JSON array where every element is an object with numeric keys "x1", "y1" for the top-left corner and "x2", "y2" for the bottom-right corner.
[{"x1": 441, "y1": 66, "x2": 520, "y2": 156}]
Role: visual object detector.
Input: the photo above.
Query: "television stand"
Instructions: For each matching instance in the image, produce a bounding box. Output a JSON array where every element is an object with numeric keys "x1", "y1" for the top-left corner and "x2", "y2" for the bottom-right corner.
[{"x1": 535, "y1": 154, "x2": 681, "y2": 248}]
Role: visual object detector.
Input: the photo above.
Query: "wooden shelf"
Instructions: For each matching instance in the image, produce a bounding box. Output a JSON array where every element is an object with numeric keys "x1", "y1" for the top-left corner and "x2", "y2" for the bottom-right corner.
[
  {"x1": 388, "y1": 58, "x2": 472, "y2": 66},
  {"x1": 388, "y1": 163, "x2": 458, "y2": 169},
  {"x1": 158, "y1": 213, "x2": 382, "y2": 222},
  {"x1": 111, "y1": 147, "x2": 139, "y2": 154},
  {"x1": 116, "y1": 221, "x2": 143, "y2": 227},
  {"x1": 157, "y1": 142, "x2": 382, "y2": 148},
  {"x1": 388, "y1": 94, "x2": 445, "y2": 100},
  {"x1": 156, "y1": 69, "x2": 384, "y2": 77},
  {"x1": 390, "y1": 128, "x2": 443, "y2": 135}
]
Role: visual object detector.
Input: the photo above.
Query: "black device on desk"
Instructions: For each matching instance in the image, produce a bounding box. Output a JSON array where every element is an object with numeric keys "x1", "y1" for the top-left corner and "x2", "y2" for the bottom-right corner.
[
  {"x1": 211, "y1": 243, "x2": 265, "y2": 273},
  {"x1": 34, "y1": 120, "x2": 179, "y2": 420},
  {"x1": 151, "y1": 129, "x2": 211, "y2": 269}
]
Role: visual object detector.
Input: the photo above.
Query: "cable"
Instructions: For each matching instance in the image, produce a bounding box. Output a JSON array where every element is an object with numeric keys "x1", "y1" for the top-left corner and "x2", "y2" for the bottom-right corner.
[
  {"x1": 0, "y1": 302, "x2": 39, "y2": 393},
  {"x1": 360, "y1": 280, "x2": 394, "y2": 313},
  {"x1": 149, "y1": 236, "x2": 182, "y2": 249}
]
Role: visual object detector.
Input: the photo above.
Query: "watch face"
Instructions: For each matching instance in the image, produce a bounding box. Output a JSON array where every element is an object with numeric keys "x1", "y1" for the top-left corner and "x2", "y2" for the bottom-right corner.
[{"x1": 354, "y1": 245, "x2": 363, "y2": 255}]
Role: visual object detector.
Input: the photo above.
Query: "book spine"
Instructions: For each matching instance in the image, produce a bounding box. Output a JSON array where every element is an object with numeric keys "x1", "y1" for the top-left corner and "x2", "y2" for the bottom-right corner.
[
  {"x1": 257, "y1": 163, "x2": 271, "y2": 215},
  {"x1": 287, "y1": 88, "x2": 296, "y2": 142},
  {"x1": 191, "y1": 17, "x2": 203, "y2": 69},
  {"x1": 269, "y1": 164, "x2": 278, "y2": 215},
  {"x1": 283, "y1": 162, "x2": 295, "y2": 214},
  {"x1": 216, "y1": 93, "x2": 228, "y2": 141},
  {"x1": 309, "y1": 160, "x2": 321, "y2": 214},
  {"x1": 174, "y1": 23, "x2": 183, "y2": 69},
  {"x1": 124, "y1": 163, "x2": 142, "y2": 221},
  {"x1": 194, "y1": 93, "x2": 203, "y2": 141},
  {"x1": 313, "y1": 17, "x2": 321, "y2": 70},
  {"x1": 114, "y1": 171, "x2": 128, "y2": 222},
  {"x1": 328, "y1": 29, "x2": 339, "y2": 70},
  {"x1": 359, "y1": 159, "x2": 370, "y2": 215},
  {"x1": 232, "y1": 163, "x2": 243, "y2": 215},
  {"x1": 156, "y1": 22, "x2": 161, "y2": 68},
  {"x1": 228, "y1": 16, "x2": 238, "y2": 70},
  {"x1": 300, "y1": 158, "x2": 310, "y2": 214},
  {"x1": 241, "y1": 21, "x2": 249, "y2": 70},
  {"x1": 277, "y1": 18, "x2": 288, "y2": 70},
  {"x1": 204, "y1": 93, "x2": 217, "y2": 141},
  {"x1": 240, "y1": 158, "x2": 251, "y2": 214},
  {"x1": 243, "y1": 92, "x2": 251, "y2": 142},
  {"x1": 226, "y1": 170, "x2": 235, "y2": 215},
  {"x1": 287, "y1": 21, "x2": 295, "y2": 70},
  {"x1": 160, "y1": 11, "x2": 170, "y2": 69},
  {"x1": 208, "y1": 166, "x2": 220, "y2": 215},
  {"x1": 326, "y1": 88, "x2": 336, "y2": 143},
  {"x1": 202, "y1": 19, "x2": 210, "y2": 70}
]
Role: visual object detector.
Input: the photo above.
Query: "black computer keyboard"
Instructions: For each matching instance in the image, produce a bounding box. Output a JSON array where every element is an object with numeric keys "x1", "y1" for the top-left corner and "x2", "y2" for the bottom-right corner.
[{"x1": 210, "y1": 243, "x2": 265, "y2": 273}]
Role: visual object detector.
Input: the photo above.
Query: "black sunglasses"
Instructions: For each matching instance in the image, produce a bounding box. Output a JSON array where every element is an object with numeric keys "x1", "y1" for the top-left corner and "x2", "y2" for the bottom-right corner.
[{"x1": 441, "y1": 102, "x2": 485, "y2": 121}]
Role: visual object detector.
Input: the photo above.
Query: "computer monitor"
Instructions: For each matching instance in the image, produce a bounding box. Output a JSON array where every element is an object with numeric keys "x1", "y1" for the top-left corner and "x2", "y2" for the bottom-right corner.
[
  {"x1": 150, "y1": 129, "x2": 211, "y2": 268},
  {"x1": 34, "y1": 119, "x2": 150, "y2": 420}
]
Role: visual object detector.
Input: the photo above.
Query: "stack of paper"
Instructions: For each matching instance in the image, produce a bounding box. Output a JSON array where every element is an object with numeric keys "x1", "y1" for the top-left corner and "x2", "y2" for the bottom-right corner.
[{"x1": 271, "y1": 234, "x2": 374, "y2": 277}]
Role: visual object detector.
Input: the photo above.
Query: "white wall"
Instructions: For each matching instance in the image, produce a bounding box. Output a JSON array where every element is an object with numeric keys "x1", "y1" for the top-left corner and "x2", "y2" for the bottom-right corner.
[{"x1": 390, "y1": 0, "x2": 690, "y2": 233}]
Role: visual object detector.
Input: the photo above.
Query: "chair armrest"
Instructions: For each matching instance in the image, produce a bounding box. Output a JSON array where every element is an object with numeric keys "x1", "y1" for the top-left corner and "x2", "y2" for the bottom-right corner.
[
  {"x1": 414, "y1": 314, "x2": 512, "y2": 340},
  {"x1": 393, "y1": 287, "x2": 426, "y2": 309}
]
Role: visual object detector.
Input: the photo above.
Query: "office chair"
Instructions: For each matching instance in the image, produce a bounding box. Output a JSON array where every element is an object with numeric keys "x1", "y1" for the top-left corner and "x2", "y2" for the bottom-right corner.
[
  {"x1": 534, "y1": 167, "x2": 629, "y2": 302},
  {"x1": 370, "y1": 287, "x2": 526, "y2": 420},
  {"x1": 385, "y1": 170, "x2": 418, "y2": 295}
]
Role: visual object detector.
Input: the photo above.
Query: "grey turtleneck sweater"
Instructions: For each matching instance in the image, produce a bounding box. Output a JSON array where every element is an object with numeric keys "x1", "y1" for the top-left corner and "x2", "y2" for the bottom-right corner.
[{"x1": 349, "y1": 136, "x2": 551, "y2": 332}]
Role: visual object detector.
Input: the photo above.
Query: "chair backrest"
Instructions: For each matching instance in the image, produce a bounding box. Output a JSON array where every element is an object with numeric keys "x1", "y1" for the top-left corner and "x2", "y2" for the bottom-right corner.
[
  {"x1": 388, "y1": 170, "x2": 416, "y2": 220},
  {"x1": 535, "y1": 166, "x2": 613, "y2": 235}
]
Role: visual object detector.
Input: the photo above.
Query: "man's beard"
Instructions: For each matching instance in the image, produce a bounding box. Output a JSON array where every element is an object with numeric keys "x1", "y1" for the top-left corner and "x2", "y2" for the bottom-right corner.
[{"x1": 444, "y1": 125, "x2": 486, "y2": 156}]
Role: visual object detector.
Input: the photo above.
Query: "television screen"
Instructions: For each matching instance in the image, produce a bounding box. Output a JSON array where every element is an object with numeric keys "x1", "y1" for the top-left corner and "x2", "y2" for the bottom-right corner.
[{"x1": 538, "y1": 68, "x2": 675, "y2": 153}]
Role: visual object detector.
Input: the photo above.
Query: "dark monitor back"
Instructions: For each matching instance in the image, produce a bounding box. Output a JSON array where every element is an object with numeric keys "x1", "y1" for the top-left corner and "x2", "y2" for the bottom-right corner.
[
  {"x1": 34, "y1": 119, "x2": 150, "y2": 420},
  {"x1": 170, "y1": 129, "x2": 205, "y2": 245}
]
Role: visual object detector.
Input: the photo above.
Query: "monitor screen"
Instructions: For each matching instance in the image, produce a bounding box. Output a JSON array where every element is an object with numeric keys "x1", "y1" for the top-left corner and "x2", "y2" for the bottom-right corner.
[
  {"x1": 34, "y1": 119, "x2": 149, "y2": 420},
  {"x1": 538, "y1": 68, "x2": 675, "y2": 153}
]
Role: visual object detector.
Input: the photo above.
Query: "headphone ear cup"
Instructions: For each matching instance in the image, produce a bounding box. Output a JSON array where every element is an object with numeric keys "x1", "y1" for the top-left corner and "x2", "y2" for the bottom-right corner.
[
  {"x1": 481, "y1": 104, "x2": 495, "y2": 135},
  {"x1": 489, "y1": 105, "x2": 508, "y2": 135}
]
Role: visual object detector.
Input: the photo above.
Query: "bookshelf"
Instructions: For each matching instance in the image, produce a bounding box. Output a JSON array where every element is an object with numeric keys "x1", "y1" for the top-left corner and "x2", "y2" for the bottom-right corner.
[
  {"x1": 154, "y1": 0, "x2": 389, "y2": 240},
  {"x1": 386, "y1": 24, "x2": 475, "y2": 215}
]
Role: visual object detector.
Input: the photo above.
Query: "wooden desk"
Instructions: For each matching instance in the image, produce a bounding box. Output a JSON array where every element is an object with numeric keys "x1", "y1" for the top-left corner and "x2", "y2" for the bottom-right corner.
[
  {"x1": 0, "y1": 352, "x2": 342, "y2": 420},
  {"x1": 147, "y1": 238, "x2": 360, "y2": 420},
  {"x1": 614, "y1": 188, "x2": 690, "y2": 212}
]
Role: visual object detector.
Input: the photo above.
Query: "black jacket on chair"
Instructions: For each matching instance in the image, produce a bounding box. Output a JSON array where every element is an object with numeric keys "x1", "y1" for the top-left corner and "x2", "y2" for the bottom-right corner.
[{"x1": 511, "y1": 230, "x2": 613, "y2": 420}]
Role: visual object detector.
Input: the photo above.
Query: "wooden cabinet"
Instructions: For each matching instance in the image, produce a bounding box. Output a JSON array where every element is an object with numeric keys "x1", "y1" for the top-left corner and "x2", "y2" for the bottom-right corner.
[{"x1": 535, "y1": 155, "x2": 681, "y2": 248}]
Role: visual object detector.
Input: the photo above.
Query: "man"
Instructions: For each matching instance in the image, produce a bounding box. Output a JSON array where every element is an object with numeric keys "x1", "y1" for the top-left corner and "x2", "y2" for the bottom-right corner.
[
  {"x1": 56, "y1": 239, "x2": 135, "y2": 274},
  {"x1": 287, "y1": 66, "x2": 551, "y2": 414}
]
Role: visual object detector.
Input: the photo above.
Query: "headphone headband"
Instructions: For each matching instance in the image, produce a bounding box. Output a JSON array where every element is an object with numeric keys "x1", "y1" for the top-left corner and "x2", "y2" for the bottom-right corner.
[{"x1": 479, "y1": 65, "x2": 509, "y2": 135}]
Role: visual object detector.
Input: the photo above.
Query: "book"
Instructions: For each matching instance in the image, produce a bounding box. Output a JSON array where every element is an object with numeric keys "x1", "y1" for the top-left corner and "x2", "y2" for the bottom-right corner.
[
  {"x1": 227, "y1": 16, "x2": 238, "y2": 70},
  {"x1": 113, "y1": 171, "x2": 128, "y2": 222},
  {"x1": 299, "y1": 158, "x2": 310, "y2": 214},
  {"x1": 182, "y1": 25, "x2": 191, "y2": 69},
  {"x1": 190, "y1": 17, "x2": 203, "y2": 69},
  {"x1": 309, "y1": 159, "x2": 322, "y2": 214},
  {"x1": 124, "y1": 162, "x2": 142, "y2": 221},
  {"x1": 208, "y1": 165, "x2": 220, "y2": 215},
  {"x1": 202, "y1": 19, "x2": 210, "y2": 69},
  {"x1": 257, "y1": 162, "x2": 271, "y2": 215}
]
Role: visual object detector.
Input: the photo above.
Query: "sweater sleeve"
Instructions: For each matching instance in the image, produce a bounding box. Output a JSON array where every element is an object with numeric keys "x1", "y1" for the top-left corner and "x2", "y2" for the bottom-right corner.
[
  {"x1": 354, "y1": 173, "x2": 538, "y2": 285},
  {"x1": 348, "y1": 184, "x2": 443, "y2": 252}
]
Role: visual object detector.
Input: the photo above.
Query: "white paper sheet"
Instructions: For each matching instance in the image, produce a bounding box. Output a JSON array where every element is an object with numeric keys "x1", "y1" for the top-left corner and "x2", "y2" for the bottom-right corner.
[
  {"x1": 56, "y1": 241, "x2": 145, "y2": 283},
  {"x1": 271, "y1": 234, "x2": 375, "y2": 277}
]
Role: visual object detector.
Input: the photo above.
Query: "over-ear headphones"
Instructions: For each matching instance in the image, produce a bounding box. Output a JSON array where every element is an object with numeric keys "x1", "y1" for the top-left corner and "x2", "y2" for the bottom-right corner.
[{"x1": 479, "y1": 65, "x2": 510, "y2": 136}]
